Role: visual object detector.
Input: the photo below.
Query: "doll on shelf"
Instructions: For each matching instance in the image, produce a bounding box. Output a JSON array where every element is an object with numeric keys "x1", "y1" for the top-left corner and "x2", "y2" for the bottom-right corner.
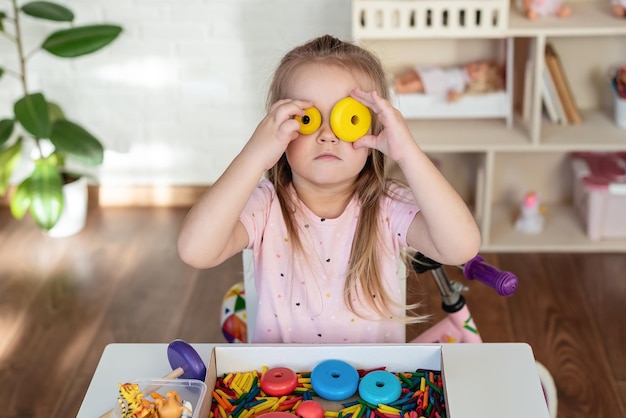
[
  {"x1": 612, "y1": 0, "x2": 626, "y2": 17},
  {"x1": 393, "y1": 61, "x2": 504, "y2": 102},
  {"x1": 518, "y1": 0, "x2": 571, "y2": 19}
]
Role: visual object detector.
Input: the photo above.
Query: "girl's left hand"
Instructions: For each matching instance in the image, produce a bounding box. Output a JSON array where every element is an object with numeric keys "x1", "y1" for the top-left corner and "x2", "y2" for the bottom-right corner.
[{"x1": 350, "y1": 89, "x2": 418, "y2": 164}]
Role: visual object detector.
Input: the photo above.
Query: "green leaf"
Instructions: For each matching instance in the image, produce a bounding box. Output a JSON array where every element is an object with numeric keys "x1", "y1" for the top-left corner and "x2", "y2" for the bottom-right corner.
[
  {"x1": 28, "y1": 158, "x2": 64, "y2": 230},
  {"x1": 21, "y1": 1, "x2": 74, "y2": 22},
  {"x1": 50, "y1": 120, "x2": 104, "y2": 166},
  {"x1": 41, "y1": 25, "x2": 123, "y2": 58},
  {"x1": 0, "y1": 119, "x2": 15, "y2": 147},
  {"x1": 0, "y1": 67, "x2": 4, "y2": 80},
  {"x1": 0, "y1": 139, "x2": 22, "y2": 196},
  {"x1": 48, "y1": 101, "x2": 66, "y2": 122},
  {"x1": 0, "y1": 12, "x2": 6, "y2": 32},
  {"x1": 10, "y1": 178, "x2": 32, "y2": 220},
  {"x1": 14, "y1": 93, "x2": 51, "y2": 139}
]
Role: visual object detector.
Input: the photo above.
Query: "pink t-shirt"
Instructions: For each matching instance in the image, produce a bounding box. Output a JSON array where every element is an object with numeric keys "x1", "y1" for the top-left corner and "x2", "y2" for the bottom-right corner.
[{"x1": 239, "y1": 179, "x2": 419, "y2": 343}]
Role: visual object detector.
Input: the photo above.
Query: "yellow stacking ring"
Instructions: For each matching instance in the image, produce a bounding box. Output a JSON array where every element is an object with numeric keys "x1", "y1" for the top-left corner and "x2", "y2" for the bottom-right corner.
[
  {"x1": 330, "y1": 97, "x2": 371, "y2": 142},
  {"x1": 295, "y1": 106, "x2": 322, "y2": 135}
]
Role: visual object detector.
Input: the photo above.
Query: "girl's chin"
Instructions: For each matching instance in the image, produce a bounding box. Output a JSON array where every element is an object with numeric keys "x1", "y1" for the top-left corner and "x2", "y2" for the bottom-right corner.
[{"x1": 302, "y1": 175, "x2": 359, "y2": 188}]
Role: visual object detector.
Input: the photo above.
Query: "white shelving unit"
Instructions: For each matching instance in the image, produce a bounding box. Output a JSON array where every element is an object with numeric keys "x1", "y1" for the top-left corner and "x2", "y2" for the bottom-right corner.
[{"x1": 353, "y1": 0, "x2": 626, "y2": 252}]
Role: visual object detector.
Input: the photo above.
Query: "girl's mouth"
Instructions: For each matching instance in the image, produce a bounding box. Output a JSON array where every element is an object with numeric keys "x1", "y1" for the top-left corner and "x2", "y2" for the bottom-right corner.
[{"x1": 315, "y1": 153, "x2": 340, "y2": 161}]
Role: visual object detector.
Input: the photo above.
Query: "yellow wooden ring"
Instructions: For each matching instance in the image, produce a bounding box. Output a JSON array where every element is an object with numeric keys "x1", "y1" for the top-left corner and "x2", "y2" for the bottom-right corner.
[
  {"x1": 295, "y1": 106, "x2": 322, "y2": 135},
  {"x1": 330, "y1": 97, "x2": 371, "y2": 142}
]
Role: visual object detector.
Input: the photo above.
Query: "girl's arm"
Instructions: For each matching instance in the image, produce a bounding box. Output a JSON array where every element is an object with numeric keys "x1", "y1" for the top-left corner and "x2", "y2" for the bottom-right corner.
[
  {"x1": 352, "y1": 89, "x2": 481, "y2": 265},
  {"x1": 177, "y1": 99, "x2": 312, "y2": 269}
]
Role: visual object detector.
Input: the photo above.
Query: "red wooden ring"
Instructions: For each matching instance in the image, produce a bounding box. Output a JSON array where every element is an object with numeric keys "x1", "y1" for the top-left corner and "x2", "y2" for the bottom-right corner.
[{"x1": 260, "y1": 367, "x2": 298, "y2": 396}]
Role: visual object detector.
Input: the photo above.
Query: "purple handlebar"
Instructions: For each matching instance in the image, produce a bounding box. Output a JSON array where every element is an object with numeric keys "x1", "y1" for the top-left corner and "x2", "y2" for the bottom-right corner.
[{"x1": 463, "y1": 255, "x2": 518, "y2": 296}]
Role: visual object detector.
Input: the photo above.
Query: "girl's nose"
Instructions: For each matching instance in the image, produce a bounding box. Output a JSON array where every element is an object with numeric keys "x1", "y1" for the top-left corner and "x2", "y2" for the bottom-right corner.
[{"x1": 316, "y1": 126, "x2": 339, "y2": 144}]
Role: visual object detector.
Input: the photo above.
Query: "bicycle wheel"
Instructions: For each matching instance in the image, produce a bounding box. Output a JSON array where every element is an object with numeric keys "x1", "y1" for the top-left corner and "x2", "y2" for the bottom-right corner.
[
  {"x1": 221, "y1": 281, "x2": 248, "y2": 343},
  {"x1": 535, "y1": 361, "x2": 558, "y2": 418}
]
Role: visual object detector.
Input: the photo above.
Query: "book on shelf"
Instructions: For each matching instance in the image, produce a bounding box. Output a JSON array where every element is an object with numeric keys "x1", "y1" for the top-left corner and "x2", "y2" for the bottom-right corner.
[
  {"x1": 541, "y1": 62, "x2": 567, "y2": 125},
  {"x1": 545, "y1": 43, "x2": 582, "y2": 125}
]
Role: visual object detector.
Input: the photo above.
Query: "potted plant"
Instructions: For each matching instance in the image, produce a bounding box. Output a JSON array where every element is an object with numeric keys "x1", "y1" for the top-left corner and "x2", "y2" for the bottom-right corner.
[{"x1": 0, "y1": 1, "x2": 122, "y2": 235}]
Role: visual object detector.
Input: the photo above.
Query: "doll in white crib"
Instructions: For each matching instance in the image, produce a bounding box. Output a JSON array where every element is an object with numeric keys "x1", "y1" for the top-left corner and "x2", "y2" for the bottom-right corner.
[
  {"x1": 517, "y1": 0, "x2": 571, "y2": 19},
  {"x1": 393, "y1": 61, "x2": 504, "y2": 102},
  {"x1": 612, "y1": 0, "x2": 626, "y2": 17}
]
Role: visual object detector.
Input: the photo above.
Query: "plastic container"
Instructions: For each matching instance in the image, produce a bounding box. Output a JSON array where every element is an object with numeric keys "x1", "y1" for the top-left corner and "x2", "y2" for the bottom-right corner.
[
  {"x1": 571, "y1": 152, "x2": 626, "y2": 240},
  {"x1": 110, "y1": 378, "x2": 207, "y2": 418}
]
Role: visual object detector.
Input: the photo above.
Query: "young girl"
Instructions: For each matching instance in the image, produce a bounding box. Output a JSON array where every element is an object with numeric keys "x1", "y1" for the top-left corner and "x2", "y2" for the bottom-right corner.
[{"x1": 177, "y1": 35, "x2": 481, "y2": 344}]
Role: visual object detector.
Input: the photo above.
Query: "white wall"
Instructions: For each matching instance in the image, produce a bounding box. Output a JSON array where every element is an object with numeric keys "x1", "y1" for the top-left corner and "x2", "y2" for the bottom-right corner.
[{"x1": 1, "y1": 0, "x2": 351, "y2": 185}]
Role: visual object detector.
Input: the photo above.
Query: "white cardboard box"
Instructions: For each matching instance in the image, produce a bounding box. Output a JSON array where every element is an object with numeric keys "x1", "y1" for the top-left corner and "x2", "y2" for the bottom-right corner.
[
  {"x1": 571, "y1": 152, "x2": 626, "y2": 240},
  {"x1": 202, "y1": 343, "x2": 549, "y2": 418}
]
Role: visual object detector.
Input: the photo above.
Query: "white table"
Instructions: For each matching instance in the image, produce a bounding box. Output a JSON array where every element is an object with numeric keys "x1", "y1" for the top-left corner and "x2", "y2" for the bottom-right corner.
[
  {"x1": 77, "y1": 343, "x2": 216, "y2": 417},
  {"x1": 79, "y1": 343, "x2": 551, "y2": 418}
]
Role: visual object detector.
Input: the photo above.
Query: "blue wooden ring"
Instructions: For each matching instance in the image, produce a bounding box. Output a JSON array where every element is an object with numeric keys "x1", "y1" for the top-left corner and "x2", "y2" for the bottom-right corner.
[
  {"x1": 310, "y1": 359, "x2": 359, "y2": 401},
  {"x1": 358, "y1": 370, "x2": 402, "y2": 405}
]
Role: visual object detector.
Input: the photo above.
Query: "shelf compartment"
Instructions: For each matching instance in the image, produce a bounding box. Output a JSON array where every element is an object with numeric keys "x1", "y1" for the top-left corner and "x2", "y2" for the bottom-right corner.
[
  {"x1": 407, "y1": 117, "x2": 530, "y2": 152},
  {"x1": 486, "y1": 203, "x2": 626, "y2": 252},
  {"x1": 540, "y1": 109, "x2": 626, "y2": 150},
  {"x1": 537, "y1": 35, "x2": 626, "y2": 144}
]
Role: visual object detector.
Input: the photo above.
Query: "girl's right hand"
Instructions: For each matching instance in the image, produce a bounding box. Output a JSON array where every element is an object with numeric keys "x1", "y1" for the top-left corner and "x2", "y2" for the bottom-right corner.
[{"x1": 243, "y1": 99, "x2": 313, "y2": 170}]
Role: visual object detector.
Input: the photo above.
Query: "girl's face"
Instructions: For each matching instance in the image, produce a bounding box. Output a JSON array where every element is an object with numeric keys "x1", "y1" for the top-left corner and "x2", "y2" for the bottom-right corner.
[{"x1": 283, "y1": 63, "x2": 371, "y2": 191}]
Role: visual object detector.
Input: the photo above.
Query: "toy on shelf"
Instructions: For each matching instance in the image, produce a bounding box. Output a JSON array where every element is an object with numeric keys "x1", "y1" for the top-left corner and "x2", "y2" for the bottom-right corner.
[
  {"x1": 611, "y1": 65, "x2": 626, "y2": 128},
  {"x1": 515, "y1": 191, "x2": 545, "y2": 234},
  {"x1": 612, "y1": 0, "x2": 626, "y2": 17},
  {"x1": 393, "y1": 61, "x2": 504, "y2": 102},
  {"x1": 517, "y1": 0, "x2": 571, "y2": 20},
  {"x1": 391, "y1": 56, "x2": 512, "y2": 124},
  {"x1": 611, "y1": 65, "x2": 626, "y2": 99}
]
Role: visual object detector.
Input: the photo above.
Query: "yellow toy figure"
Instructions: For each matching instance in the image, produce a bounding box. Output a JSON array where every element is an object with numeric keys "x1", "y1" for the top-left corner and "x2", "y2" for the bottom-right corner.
[
  {"x1": 154, "y1": 391, "x2": 191, "y2": 418},
  {"x1": 118, "y1": 383, "x2": 154, "y2": 417},
  {"x1": 518, "y1": 0, "x2": 571, "y2": 19}
]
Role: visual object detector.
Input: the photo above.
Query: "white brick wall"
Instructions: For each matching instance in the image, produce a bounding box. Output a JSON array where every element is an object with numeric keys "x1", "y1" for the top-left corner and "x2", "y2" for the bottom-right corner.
[{"x1": 1, "y1": 0, "x2": 352, "y2": 185}]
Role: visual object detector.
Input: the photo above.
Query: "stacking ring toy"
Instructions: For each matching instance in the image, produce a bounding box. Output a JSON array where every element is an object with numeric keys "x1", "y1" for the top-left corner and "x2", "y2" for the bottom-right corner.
[
  {"x1": 260, "y1": 367, "x2": 298, "y2": 396},
  {"x1": 330, "y1": 97, "x2": 371, "y2": 142},
  {"x1": 295, "y1": 400, "x2": 324, "y2": 418},
  {"x1": 295, "y1": 107, "x2": 322, "y2": 135},
  {"x1": 358, "y1": 370, "x2": 402, "y2": 405},
  {"x1": 167, "y1": 339, "x2": 207, "y2": 381},
  {"x1": 311, "y1": 359, "x2": 359, "y2": 401}
]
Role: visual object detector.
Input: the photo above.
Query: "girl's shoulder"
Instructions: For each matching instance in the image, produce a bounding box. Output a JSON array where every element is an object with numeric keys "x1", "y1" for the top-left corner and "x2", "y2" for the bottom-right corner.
[
  {"x1": 241, "y1": 179, "x2": 278, "y2": 214},
  {"x1": 256, "y1": 178, "x2": 275, "y2": 192},
  {"x1": 384, "y1": 180, "x2": 416, "y2": 204},
  {"x1": 252, "y1": 178, "x2": 278, "y2": 199}
]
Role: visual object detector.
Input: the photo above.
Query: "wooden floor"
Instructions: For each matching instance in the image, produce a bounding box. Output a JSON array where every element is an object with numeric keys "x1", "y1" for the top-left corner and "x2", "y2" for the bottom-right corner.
[{"x1": 0, "y1": 207, "x2": 624, "y2": 418}]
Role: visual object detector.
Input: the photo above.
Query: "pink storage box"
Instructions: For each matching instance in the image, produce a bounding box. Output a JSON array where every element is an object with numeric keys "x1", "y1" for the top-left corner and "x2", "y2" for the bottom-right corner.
[{"x1": 571, "y1": 152, "x2": 626, "y2": 240}]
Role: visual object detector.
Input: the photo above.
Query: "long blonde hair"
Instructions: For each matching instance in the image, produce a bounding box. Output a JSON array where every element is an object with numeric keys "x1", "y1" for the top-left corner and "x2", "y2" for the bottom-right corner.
[{"x1": 266, "y1": 35, "x2": 421, "y2": 322}]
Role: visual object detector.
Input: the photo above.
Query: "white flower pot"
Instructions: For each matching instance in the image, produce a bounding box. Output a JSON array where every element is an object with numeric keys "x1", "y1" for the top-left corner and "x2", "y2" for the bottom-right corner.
[{"x1": 47, "y1": 176, "x2": 89, "y2": 237}]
